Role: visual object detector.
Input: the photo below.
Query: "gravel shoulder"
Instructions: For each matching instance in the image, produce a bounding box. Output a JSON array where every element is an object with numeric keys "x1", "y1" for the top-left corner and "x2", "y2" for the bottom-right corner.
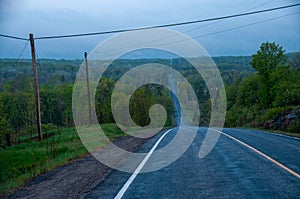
[{"x1": 6, "y1": 131, "x2": 159, "y2": 199}]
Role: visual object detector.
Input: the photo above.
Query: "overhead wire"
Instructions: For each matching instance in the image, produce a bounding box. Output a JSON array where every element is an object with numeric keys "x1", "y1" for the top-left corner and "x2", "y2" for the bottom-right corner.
[
  {"x1": 0, "y1": 2, "x2": 298, "y2": 60},
  {"x1": 284, "y1": 29, "x2": 300, "y2": 48},
  {"x1": 182, "y1": 0, "x2": 278, "y2": 33},
  {"x1": 60, "y1": 1, "x2": 296, "y2": 58},
  {"x1": 116, "y1": 0, "x2": 281, "y2": 56},
  {"x1": 0, "y1": 3, "x2": 299, "y2": 41},
  {"x1": 32, "y1": 3, "x2": 300, "y2": 40},
  {"x1": 96, "y1": 11, "x2": 300, "y2": 59},
  {"x1": 0, "y1": 33, "x2": 28, "y2": 41},
  {"x1": 16, "y1": 41, "x2": 29, "y2": 61},
  {"x1": 9, "y1": 40, "x2": 30, "y2": 70},
  {"x1": 192, "y1": 12, "x2": 300, "y2": 40}
]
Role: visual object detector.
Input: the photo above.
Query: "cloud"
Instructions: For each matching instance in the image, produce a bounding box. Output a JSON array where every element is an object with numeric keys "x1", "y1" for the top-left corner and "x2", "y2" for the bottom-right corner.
[{"x1": 0, "y1": 0, "x2": 299, "y2": 58}]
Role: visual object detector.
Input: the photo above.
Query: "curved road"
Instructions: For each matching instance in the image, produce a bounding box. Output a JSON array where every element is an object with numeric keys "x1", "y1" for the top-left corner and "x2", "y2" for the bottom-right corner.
[{"x1": 85, "y1": 127, "x2": 300, "y2": 198}]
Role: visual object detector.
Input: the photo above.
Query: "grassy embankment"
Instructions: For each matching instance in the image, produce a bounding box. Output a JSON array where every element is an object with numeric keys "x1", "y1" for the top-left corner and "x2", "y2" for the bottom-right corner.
[
  {"x1": 251, "y1": 128, "x2": 300, "y2": 138},
  {"x1": 0, "y1": 123, "x2": 125, "y2": 196}
]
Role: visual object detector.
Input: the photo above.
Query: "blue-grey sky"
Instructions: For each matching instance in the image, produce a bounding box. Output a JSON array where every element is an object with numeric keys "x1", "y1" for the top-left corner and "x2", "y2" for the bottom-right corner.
[{"x1": 0, "y1": 0, "x2": 299, "y2": 59}]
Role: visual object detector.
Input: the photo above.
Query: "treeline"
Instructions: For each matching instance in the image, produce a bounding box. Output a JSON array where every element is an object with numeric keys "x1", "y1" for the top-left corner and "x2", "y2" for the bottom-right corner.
[
  {"x1": 0, "y1": 55, "x2": 254, "y2": 88},
  {"x1": 0, "y1": 55, "x2": 251, "y2": 147},
  {"x1": 0, "y1": 59, "x2": 81, "y2": 89},
  {"x1": 1, "y1": 49, "x2": 299, "y2": 146},
  {"x1": 225, "y1": 42, "x2": 300, "y2": 132},
  {"x1": 0, "y1": 78, "x2": 73, "y2": 146},
  {"x1": 95, "y1": 77, "x2": 174, "y2": 127},
  {"x1": 0, "y1": 75, "x2": 174, "y2": 147}
]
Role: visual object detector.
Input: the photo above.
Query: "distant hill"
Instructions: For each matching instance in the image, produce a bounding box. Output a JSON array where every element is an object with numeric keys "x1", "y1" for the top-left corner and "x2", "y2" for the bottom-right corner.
[{"x1": 0, "y1": 53, "x2": 298, "y2": 89}]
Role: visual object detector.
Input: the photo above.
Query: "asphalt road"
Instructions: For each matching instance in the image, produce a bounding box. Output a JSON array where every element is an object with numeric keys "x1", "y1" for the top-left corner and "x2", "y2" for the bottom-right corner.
[{"x1": 84, "y1": 127, "x2": 300, "y2": 199}]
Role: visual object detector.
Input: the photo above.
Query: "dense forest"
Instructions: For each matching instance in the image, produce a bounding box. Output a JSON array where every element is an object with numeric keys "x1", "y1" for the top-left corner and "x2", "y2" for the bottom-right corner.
[
  {"x1": 0, "y1": 45, "x2": 299, "y2": 147},
  {"x1": 226, "y1": 43, "x2": 300, "y2": 132}
]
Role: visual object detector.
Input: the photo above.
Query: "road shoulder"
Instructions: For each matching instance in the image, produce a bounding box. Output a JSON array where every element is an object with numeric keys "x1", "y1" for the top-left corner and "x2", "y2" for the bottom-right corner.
[{"x1": 6, "y1": 132, "x2": 160, "y2": 199}]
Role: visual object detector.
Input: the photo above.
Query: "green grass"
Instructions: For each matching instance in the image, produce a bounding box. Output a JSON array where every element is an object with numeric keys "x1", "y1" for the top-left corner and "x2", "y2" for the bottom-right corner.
[
  {"x1": 237, "y1": 126, "x2": 300, "y2": 138},
  {"x1": 0, "y1": 123, "x2": 124, "y2": 196},
  {"x1": 261, "y1": 129, "x2": 300, "y2": 138}
]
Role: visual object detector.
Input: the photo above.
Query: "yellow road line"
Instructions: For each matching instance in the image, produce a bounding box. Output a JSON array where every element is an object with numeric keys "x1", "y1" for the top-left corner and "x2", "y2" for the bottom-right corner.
[{"x1": 213, "y1": 129, "x2": 300, "y2": 179}]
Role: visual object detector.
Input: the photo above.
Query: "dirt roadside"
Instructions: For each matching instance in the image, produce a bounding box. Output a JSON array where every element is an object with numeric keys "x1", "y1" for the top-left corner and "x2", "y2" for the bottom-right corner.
[{"x1": 5, "y1": 131, "x2": 160, "y2": 199}]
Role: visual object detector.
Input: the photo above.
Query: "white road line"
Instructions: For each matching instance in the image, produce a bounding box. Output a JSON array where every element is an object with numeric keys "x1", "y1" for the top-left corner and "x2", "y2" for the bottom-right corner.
[
  {"x1": 213, "y1": 129, "x2": 300, "y2": 179},
  {"x1": 114, "y1": 128, "x2": 173, "y2": 199}
]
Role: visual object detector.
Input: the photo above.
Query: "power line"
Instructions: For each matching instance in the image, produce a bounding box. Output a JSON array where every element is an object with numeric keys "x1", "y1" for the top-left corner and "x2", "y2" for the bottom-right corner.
[
  {"x1": 0, "y1": 3, "x2": 299, "y2": 41},
  {"x1": 144, "y1": 0, "x2": 279, "y2": 50},
  {"x1": 193, "y1": 12, "x2": 300, "y2": 40},
  {"x1": 9, "y1": 41, "x2": 29, "y2": 70},
  {"x1": 0, "y1": 33, "x2": 28, "y2": 41},
  {"x1": 34, "y1": 3, "x2": 300, "y2": 40},
  {"x1": 95, "y1": 11, "x2": 299, "y2": 59},
  {"x1": 16, "y1": 41, "x2": 29, "y2": 60},
  {"x1": 183, "y1": 0, "x2": 277, "y2": 34},
  {"x1": 284, "y1": 28, "x2": 300, "y2": 48}
]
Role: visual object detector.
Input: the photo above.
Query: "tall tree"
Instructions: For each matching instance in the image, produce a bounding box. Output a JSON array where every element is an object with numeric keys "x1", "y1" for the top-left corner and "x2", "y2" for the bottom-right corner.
[{"x1": 251, "y1": 42, "x2": 286, "y2": 108}]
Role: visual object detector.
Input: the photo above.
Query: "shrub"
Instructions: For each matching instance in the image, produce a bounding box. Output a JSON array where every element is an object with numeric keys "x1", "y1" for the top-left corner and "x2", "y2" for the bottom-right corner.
[
  {"x1": 263, "y1": 107, "x2": 289, "y2": 121},
  {"x1": 287, "y1": 119, "x2": 300, "y2": 134}
]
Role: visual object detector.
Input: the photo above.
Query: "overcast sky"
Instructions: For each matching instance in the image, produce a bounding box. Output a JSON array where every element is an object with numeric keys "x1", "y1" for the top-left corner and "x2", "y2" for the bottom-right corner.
[{"x1": 0, "y1": 0, "x2": 299, "y2": 59}]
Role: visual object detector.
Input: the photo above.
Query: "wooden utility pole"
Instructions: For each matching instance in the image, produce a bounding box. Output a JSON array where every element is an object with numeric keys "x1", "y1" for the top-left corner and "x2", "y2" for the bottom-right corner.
[
  {"x1": 29, "y1": 33, "x2": 43, "y2": 140},
  {"x1": 85, "y1": 52, "x2": 92, "y2": 124}
]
